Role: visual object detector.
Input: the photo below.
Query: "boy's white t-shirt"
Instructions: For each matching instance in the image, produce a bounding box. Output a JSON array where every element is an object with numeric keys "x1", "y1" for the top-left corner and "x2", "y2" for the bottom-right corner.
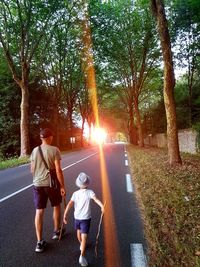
[{"x1": 71, "y1": 189, "x2": 95, "y2": 220}]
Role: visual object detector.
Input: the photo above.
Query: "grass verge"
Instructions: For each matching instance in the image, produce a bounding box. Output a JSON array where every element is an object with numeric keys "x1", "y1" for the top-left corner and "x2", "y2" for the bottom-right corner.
[
  {"x1": 0, "y1": 146, "x2": 87, "y2": 170},
  {"x1": 0, "y1": 156, "x2": 30, "y2": 170},
  {"x1": 127, "y1": 145, "x2": 200, "y2": 267}
]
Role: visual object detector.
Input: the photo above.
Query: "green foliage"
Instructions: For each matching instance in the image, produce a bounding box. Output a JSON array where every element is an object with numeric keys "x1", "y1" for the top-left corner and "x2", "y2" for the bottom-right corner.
[
  {"x1": 143, "y1": 99, "x2": 167, "y2": 135},
  {"x1": 0, "y1": 54, "x2": 20, "y2": 157},
  {"x1": 0, "y1": 0, "x2": 200, "y2": 157},
  {"x1": 115, "y1": 132, "x2": 127, "y2": 142},
  {"x1": 89, "y1": 0, "x2": 161, "y2": 142},
  {"x1": 192, "y1": 122, "x2": 200, "y2": 150},
  {"x1": 170, "y1": 0, "x2": 200, "y2": 123},
  {"x1": 174, "y1": 75, "x2": 200, "y2": 128}
]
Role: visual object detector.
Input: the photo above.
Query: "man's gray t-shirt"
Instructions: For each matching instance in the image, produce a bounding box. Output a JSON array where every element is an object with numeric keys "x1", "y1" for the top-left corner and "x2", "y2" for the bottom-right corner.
[
  {"x1": 71, "y1": 189, "x2": 95, "y2": 220},
  {"x1": 30, "y1": 144, "x2": 61, "y2": 187}
]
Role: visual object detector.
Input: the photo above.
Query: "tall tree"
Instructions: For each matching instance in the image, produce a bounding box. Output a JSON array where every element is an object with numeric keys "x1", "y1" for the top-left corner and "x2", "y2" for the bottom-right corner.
[
  {"x1": 40, "y1": 7, "x2": 80, "y2": 146},
  {"x1": 90, "y1": 0, "x2": 160, "y2": 146},
  {"x1": 151, "y1": 0, "x2": 182, "y2": 165},
  {"x1": 77, "y1": 80, "x2": 95, "y2": 146},
  {"x1": 0, "y1": 1, "x2": 64, "y2": 156}
]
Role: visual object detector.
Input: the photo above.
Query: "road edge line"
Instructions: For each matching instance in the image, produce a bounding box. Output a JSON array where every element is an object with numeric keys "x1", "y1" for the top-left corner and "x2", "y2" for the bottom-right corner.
[
  {"x1": 130, "y1": 243, "x2": 147, "y2": 267},
  {"x1": 126, "y1": 174, "x2": 134, "y2": 193}
]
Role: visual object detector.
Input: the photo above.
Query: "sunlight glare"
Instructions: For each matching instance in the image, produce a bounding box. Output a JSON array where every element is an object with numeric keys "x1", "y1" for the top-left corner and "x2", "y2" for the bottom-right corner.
[
  {"x1": 81, "y1": 7, "x2": 121, "y2": 266},
  {"x1": 91, "y1": 127, "x2": 107, "y2": 144}
]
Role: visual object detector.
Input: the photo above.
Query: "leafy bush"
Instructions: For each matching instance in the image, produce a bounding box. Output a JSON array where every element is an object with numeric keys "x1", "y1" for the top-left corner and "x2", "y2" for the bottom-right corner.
[{"x1": 192, "y1": 122, "x2": 200, "y2": 151}]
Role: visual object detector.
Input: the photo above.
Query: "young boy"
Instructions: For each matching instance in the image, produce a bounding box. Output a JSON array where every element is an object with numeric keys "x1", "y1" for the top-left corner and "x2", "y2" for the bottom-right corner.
[{"x1": 63, "y1": 172, "x2": 104, "y2": 267}]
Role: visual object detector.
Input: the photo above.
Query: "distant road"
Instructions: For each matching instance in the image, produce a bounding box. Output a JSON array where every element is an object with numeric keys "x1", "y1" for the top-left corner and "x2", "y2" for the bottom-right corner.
[{"x1": 0, "y1": 144, "x2": 147, "y2": 267}]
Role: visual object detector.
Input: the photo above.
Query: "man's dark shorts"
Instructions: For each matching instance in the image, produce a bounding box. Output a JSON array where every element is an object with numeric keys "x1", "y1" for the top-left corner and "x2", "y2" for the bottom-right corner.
[
  {"x1": 75, "y1": 219, "x2": 91, "y2": 234},
  {"x1": 33, "y1": 186, "x2": 62, "y2": 209}
]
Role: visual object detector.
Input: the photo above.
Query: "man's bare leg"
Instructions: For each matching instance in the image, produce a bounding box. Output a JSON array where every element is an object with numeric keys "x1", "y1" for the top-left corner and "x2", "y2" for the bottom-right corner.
[
  {"x1": 35, "y1": 209, "x2": 44, "y2": 241},
  {"x1": 53, "y1": 205, "x2": 61, "y2": 231}
]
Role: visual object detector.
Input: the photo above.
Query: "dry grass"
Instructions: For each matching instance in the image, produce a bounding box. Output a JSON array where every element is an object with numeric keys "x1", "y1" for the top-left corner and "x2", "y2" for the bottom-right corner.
[{"x1": 127, "y1": 145, "x2": 200, "y2": 267}]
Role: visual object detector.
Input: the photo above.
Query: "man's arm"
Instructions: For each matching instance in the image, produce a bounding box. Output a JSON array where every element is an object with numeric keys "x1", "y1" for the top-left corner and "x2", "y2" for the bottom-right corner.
[
  {"x1": 30, "y1": 161, "x2": 34, "y2": 174},
  {"x1": 55, "y1": 158, "x2": 66, "y2": 196}
]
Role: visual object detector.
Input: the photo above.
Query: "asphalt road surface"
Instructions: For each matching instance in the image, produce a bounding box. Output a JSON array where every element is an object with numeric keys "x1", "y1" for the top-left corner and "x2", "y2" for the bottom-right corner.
[{"x1": 0, "y1": 144, "x2": 147, "y2": 267}]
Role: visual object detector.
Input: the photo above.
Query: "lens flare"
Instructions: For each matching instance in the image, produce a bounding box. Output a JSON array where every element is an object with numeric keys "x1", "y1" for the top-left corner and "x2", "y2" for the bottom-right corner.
[
  {"x1": 91, "y1": 127, "x2": 107, "y2": 144},
  {"x1": 81, "y1": 6, "x2": 121, "y2": 266},
  {"x1": 99, "y1": 145, "x2": 121, "y2": 267}
]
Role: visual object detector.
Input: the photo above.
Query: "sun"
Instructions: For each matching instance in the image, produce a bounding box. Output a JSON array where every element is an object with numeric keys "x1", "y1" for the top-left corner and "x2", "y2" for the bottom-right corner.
[{"x1": 91, "y1": 127, "x2": 107, "y2": 144}]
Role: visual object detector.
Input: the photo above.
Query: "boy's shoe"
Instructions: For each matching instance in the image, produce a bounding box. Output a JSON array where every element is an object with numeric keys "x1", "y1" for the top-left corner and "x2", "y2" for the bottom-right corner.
[
  {"x1": 52, "y1": 227, "x2": 65, "y2": 240},
  {"x1": 35, "y1": 240, "x2": 47, "y2": 253},
  {"x1": 79, "y1": 255, "x2": 88, "y2": 267}
]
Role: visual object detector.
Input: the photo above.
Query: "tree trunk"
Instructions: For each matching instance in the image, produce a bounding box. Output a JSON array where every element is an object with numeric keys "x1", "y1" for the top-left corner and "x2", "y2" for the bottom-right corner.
[
  {"x1": 188, "y1": 78, "x2": 192, "y2": 127},
  {"x1": 187, "y1": 58, "x2": 194, "y2": 127},
  {"x1": 87, "y1": 118, "x2": 92, "y2": 145},
  {"x1": 81, "y1": 117, "x2": 85, "y2": 147},
  {"x1": 20, "y1": 83, "x2": 30, "y2": 157},
  {"x1": 5, "y1": 58, "x2": 31, "y2": 157},
  {"x1": 69, "y1": 112, "x2": 74, "y2": 138},
  {"x1": 52, "y1": 102, "x2": 59, "y2": 147},
  {"x1": 128, "y1": 106, "x2": 137, "y2": 145},
  {"x1": 134, "y1": 99, "x2": 144, "y2": 147},
  {"x1": 152, "y1": 0, "x2": 182, "y2": 165}
]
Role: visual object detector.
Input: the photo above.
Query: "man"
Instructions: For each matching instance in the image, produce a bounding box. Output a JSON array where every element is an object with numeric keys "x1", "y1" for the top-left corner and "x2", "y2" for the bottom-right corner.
[{"x1": 30, "y1": 128, "x2": 66, "y2": 253}]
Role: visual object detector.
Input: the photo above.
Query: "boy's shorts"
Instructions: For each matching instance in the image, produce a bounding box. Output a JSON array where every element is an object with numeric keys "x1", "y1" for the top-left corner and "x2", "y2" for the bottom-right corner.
[
  {"x1": 33, "y1": 186, "x2": 62, "y2": 209},
  {"x1": 75, "y1": 219, "x2": 91, "y2": 234}
]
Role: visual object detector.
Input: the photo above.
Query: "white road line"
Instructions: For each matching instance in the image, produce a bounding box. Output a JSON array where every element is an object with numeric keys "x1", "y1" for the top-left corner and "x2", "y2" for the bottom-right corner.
[
  {"x1": 0, "y1": 184, "x2": 33, "y2": 203},
  {"x1": 125, "y1": 153, "x2": 127, "y2": 157},
  {"x1": 130, "y1": 243, "x2": 147, "y2": 267},
  {"x1": 62, "y1": 152, "x2": 97, "y2": 170},
  {"x1": 126, "y1": 174, "x2": 133, "y2": 193},
  {"x1": 0, "y1": 152, "x2": 98, "y2": 203},
  {"x1": 125, "y1": 159, "x2": 128, "y2": 166}
]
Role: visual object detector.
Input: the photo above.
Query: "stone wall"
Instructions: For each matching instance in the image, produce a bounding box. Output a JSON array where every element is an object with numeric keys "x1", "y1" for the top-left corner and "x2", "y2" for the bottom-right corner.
[
  {"x1": 178, "y1": 129, "x2": 198, "y2": 154},
  {"x1": 144, "y1": 129, "x2": 198, "y2": 154}
]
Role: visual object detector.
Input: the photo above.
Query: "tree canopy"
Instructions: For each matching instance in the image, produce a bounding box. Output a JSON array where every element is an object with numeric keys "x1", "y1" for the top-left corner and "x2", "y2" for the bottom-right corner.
[{"x1": 0, "y1": 0, "x2": 199, "y2": 163}]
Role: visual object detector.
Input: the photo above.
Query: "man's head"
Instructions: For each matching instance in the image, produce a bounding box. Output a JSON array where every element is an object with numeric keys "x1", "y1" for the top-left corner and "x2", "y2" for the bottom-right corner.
[{"x1": 40, "y1": 128, "x2": 53, "y2": 143}]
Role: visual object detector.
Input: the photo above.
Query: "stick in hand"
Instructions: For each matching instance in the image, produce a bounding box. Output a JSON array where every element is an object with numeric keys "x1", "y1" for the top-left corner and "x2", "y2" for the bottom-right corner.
[
  {"x1": 58, "y1": 197, "x2": 67, "y2": 242},
  {"x1": 95, "y1": 201, "x2": 106, "y2": 257}
]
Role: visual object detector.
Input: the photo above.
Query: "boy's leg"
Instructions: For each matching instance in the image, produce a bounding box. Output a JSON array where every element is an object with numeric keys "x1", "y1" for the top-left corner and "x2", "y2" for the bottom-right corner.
[
  {"x1": 80, "y1": 233, "x2": 87, "y2": 256},
  {"x1": 77, "y1": 229, "x2": 82, "y2": 244},
  {"x1": 78, "y1": 220, "x2": 90, "y2": 266}
]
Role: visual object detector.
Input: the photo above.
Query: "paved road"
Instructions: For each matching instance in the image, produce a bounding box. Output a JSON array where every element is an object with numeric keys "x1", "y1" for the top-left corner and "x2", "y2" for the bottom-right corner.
[{"x1": 0, "y1": 144, "x2": 147, "y2": 267}]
